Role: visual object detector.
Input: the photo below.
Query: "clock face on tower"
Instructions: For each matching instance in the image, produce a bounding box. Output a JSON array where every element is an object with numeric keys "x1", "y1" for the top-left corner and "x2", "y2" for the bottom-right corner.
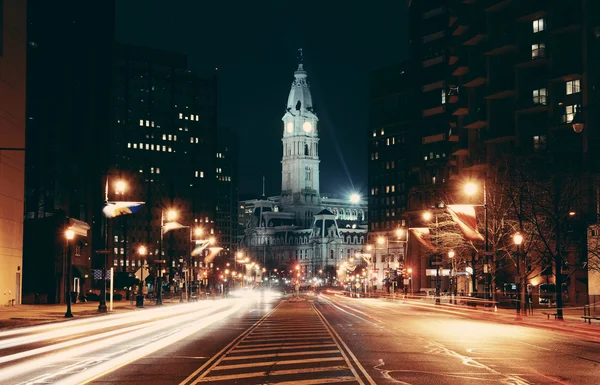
[
  {"x1": 286, "y1": 122, "x2": 293, "y2": 133},
  {"x1": 302, "y1": 121, "x2": 313, "y2": 133}
]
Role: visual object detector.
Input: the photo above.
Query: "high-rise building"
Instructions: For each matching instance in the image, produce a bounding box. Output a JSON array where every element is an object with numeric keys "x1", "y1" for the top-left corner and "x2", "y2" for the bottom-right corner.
[
  {"x1": 367, "y1": 62, "x2": 418, "y2": 284},
  {"x1": 406, "y1": 0, "x2": 600, "y2": 300},
  {"x1": 0, "y1": 0, "x2": 27, "y2": 306},
  {"x1": 215, "y1": 127, "x2": 239, "y2": 263},
  {"x1": 22, "y1": 0, "x2": 115, "y2": 304},
  {"x1": 111, "y1": 43, "x2": 218, "y2": 288}
]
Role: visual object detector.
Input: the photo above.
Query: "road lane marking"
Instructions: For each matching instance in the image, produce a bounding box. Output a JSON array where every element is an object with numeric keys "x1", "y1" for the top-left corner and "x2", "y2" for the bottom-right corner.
[
  {"x1": 313, "y1": 304, "x2": 378, "y2": 385},
  {"x1": 267, "y1": 377, "x2": 357, "y2": 385},
  {"x1": 233, "y1": 341, "x2": 326, "y2": 349},
  {"x1": 177, "y1": 300, "x2": 283, "y2": 385},
  {"x1": 193, "y1": 365, "x2": 351, "y2": 382},
  {"x1": 222, "y1": 349, "x2": 340, "y2": 360},
  {"x1": 232, "y1": 343, "x2": 336, "y2": 353},
  {"x1": 211, "y1": 356, "x2": 345, "y2": 371}
]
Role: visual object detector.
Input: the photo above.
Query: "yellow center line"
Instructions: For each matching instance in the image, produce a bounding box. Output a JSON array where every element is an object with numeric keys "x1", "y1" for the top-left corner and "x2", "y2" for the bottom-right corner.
[
  {"x1": 222, "y1": 349, "x2": 341, "y2": 360},
  {"x1": 231, "y1": 343, "x2": 337, "y2": 353},
  {"x1": 212, "y1": 356, "x2": 345, "y2": 371},
  {"x1": 193, "y1": 365, "x2": 351, "y2": 383}
]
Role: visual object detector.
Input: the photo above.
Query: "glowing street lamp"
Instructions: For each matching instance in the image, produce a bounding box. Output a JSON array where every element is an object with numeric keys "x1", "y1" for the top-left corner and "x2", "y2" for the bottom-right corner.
[
  {"x1": 422, "y1": 211, "x2": 433, "y2": 221},
  {"x1": 464, "y1": 182, "x2": 478, "y2": 197},
  {"x1": 167, "y1": 210, "x2": 178, "y2": 222},
  {"x1": 194, "y1": 227, "x2": 203, "y2": 238},
  {"x1": 115, "y1": 180, "x2": 127, "y2": 195},
  {"x1": 513, "y1": 232, "x2": 524, "y2": 318},
  {"x1": 136, "y1": 245, "x2": 147, "y2": 307},
  {"x1": 64, "y1": 229, "x2": 75, "y2": 318}
]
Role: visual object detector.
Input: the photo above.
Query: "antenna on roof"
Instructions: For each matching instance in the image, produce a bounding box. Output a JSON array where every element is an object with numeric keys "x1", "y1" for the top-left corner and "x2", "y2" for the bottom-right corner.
[
  {"x1": 262, "y1": 176, "x2": 266, "y2": 198},
  {"x1": 297, "y1": 48, "x2": 303, "y2": 63}
]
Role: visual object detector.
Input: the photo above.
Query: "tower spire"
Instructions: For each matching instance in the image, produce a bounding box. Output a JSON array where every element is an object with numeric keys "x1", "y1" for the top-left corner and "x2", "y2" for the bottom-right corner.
[{"x1": 262, "y1": 175, "x2": 266, "y2": 198}]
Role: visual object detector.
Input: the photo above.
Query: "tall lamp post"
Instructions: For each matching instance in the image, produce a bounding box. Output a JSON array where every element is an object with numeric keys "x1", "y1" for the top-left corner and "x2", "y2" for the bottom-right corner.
[
  {"x1": 448, "y1": 250, "x2": 457, "y2": 304},
  {"x1": 64, "y1": 229, "x2": 75, "y2": 318},
  {"x1": 464, "y1": 181, "x2": 490, "y2": 303},
  {"x1": 513, "y1": 232, "x2": 524, "y2": 320},
  {"x1": 423, "y1": 211, "x2": 441, "y2": 305},
  {"x1": 136, "y1": 245, "x2": 147, "y2": 308}
]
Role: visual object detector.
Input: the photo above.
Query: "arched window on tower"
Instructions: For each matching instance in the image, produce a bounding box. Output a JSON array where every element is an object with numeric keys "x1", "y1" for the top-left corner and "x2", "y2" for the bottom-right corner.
[
  {"x1": 305, "y1": 167, "x2": 311, "y2": 181},
  {"x1": 305, "y1": 144, "x2": 309, "y2": 156}
]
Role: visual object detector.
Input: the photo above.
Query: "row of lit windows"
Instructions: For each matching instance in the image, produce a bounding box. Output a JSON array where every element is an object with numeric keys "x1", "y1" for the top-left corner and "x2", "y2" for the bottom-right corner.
[
  {"x1": 216, "y1": 152, "x2": 224, "y2": 158},
  {"x1": 128, "y1": 143, "x2": 173, "y2": 152},
  {"x1": 162, "y1": 134, "x2": 177, "y2": 141},
  {"x1": 190, "y1": 137, "x2": 201, "y2": 143},
  {"x1": 179, "y1": 113, "x2": 200, "y2": 121},
  {"x1": 372, "y1": 136, "x2": 406, "y2": 147},
  {"x1": 371, "y1": 185, "x2": 406, "y2": 196},
  {"x1": 217, "y1": 176, "x2": 231, "y2": 182},
  {"x1": 423, "y1": 153, "x2": 446, "y2": 161},
  {"x1": 194, "y1": 171, "x2": 205, "y2": 178},
  {"x1": 373, "y1": 128, "x2": 386, "y2": 137},
  {"x1": 139, "y1": 120, "x2": 156, "y2": 127}
]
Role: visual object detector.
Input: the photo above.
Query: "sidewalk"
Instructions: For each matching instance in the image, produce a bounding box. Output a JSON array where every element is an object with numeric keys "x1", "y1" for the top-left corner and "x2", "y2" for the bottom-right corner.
[{"x1": 0, "y1": 297, "x2": 183, "y2": 330}]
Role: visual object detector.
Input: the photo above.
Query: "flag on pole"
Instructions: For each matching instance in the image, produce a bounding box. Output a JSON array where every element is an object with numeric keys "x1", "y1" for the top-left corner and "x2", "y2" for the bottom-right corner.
[
  {"x1": 103, "y1": 201, "x2": 144, "y2": 218},
  {"x1": 162, "y1": 221, "x2": 186, "y2": 234},
  {"x1": 410, "y1": 227, "x2": 435, "y2": 250},
  {"x1": 447, "y1": 204, "x2": 485, "y2": 241},
  {"x1": 191, "y1": 241, "x2": 211, "y2": 256}
]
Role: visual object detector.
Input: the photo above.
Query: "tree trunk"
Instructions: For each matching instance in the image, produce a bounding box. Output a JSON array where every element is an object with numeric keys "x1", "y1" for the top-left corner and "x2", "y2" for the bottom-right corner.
[{"x1": 554, "y1": 177, "x2": 564, "y2": 320}]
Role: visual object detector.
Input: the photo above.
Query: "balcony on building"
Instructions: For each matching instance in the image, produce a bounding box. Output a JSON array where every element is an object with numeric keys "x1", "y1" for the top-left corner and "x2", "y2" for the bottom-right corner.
[
  {"x1": 486, "y1": 60, "x2": 515, "y2": 99},
  {"x1": 462, "y1": 57, "x2": 487, "y2": 88},
  {"x1": 483, "y1": 26, "x2": 517, "y2": 56},
  {"x1": 548, "y1": 4, "x2": 583, "y2": 35},
  {"x1": 515, "y1": 40, "x2": 548, "y2": 68},
  {"x1": 464, "y1": 105, "x2": 488, "y2": 130},
  {"x1": 448, "y1": 89, "x2": 469, "y2": 116},
  {"x1": 484, "y1": 0, "x2": 512, "y2": 13},
  {"x1": 514, "y1": 0, "x2": 547, "y2": 22}
]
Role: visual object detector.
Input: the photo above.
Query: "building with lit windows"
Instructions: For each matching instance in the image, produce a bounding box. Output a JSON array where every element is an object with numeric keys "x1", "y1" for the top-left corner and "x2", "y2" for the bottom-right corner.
[
  {"x1": 110, "y1": 43, "x2": 219, "y2": 284},
  {"x1": 239, "y1": 56, "x2": 368, "y2": 283}
]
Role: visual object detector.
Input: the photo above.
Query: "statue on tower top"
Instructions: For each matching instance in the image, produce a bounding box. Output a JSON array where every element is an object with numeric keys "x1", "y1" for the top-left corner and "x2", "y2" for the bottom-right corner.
[{"x1": 297, "y1": 48, "x2": 303, "y2": 62}]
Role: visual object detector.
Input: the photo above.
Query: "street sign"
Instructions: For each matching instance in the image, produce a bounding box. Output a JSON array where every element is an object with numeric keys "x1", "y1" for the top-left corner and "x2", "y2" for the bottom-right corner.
[
  {"x1": 154, "y1": 259, "x2": 166, "y2": 264},
  {"x1": 96, "y1": 250, "x2": 110, "y2": 254}
]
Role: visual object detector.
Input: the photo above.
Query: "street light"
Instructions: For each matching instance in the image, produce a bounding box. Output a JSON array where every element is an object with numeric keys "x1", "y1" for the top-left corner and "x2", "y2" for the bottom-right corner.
[
  {"x1": 464, "y1": 180, "x2": 490, "y2": 303},
  {"x1": 167, "y1": 210, "x2": 178, "y2": 222},
  {"x1": 136, "y1": 245, "x2": 147, "y2": 308},
  {"x1": 64, "y1": 229, "x2": 75, "y2": 318},
  {"x1": 194, "y1": 227, "x2": 203, "y2": 237},
  {"x1": 422, "y1": 211, "x2": 433, "y2": 222},
  {"x1": 115, "y1": 180, "x2": 127, "y2": 195},
  {"x1": 513, "y1": 232, "x2": 524, "y2": 319},
  {"x1": 423, "y1": 211, "x2": 441, "y2": 305},
  {"x1": 349, "y1": 193, "x2": 360, "y2": 204}
]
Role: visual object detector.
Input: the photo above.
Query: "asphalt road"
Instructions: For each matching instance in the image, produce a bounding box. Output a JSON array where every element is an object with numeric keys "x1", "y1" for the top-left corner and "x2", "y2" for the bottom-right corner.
[{"x1": 0, "y1": 292, "x2": 598, "y2": 385}]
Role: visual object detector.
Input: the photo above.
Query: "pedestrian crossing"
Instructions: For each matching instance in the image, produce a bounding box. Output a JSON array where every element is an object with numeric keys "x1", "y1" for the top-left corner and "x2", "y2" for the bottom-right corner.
[{"x1": 180, "y1": 300, "x2": 375, "y2": 385}]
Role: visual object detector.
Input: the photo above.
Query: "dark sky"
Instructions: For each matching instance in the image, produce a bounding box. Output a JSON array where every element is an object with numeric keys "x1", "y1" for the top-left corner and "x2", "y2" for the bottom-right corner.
[{"x1": 117, "y1": 1, "x2": 408, "y2": 199}]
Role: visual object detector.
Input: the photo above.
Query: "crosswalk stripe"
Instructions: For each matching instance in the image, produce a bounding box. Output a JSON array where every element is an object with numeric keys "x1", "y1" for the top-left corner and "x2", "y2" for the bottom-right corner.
[
  {"x1": 222, "y1": 349, "x2": 340, "y2": 360},
  {"x1": 234, "y1": 341, "x2": 328, "y2": 349},
  {"x1": 267, "y1": 376, "x2": 357, "y2": 385},
  {"x1": 243, "y1": 334, "x2": 330, "y2": 340},
  {"x1": 194, "y1": 366, "x2": 351, "y2": 383},
  {"x1": 212, "y1": 356, "x2": 345, "y2": 371},
  {"x1": 232, "y1": 343, "x2": 337, "y2": 353}
]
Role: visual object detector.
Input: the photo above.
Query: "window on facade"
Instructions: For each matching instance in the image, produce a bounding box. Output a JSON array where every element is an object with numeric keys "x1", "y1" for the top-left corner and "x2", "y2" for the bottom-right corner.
[
  {"x1": 566, "y1": 79, "x2": 581, "y2": 95},
  {"x1": 386, "y1": 138, "x2": 390, "y2": 146},
  {"x1": 532, "y1": 88, "x2": 547, "y2": 105},
  {"x1": 531, "y1": 43, "x2": 545, "y2": 59},
  {"x1": 372, "y1": 130, "x2": 376, "y2": 137},
  {"x1": 563, "y1": 105, "x2": 576, "y2": 123},
  {"x1": 156, "y1": 168, "x2": 160, "y2": 174},
  {"x1": 391, "y1": 185, "x2": 395, "y2": 192},
  {"x1": 139, "y1": 119, "x2": 144, "y2": 126},
  {"x1": 533, "y1": 135, "x2": 547, "y2": 151},
  {"x1": 380, "y1": 128, "x2": 385, "y2": 135},
  {"x1": 441, "y1": 89, "x2": 446, "y2": 104},
  {"x1": 533, "y1": 18, "x2": 545, "y2": 33},
  {"x1": 179, "y1": 113, "x2": 183, "y2": 119}
]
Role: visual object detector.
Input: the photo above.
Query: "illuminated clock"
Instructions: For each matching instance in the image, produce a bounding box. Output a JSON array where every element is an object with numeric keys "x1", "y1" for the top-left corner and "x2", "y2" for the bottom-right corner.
[
  {"x1": 302, "y1": 121, "x2": 313, "y2": 133},
  {"x1": 286, "y1": 122, "x2": 293, "y2": 133}
]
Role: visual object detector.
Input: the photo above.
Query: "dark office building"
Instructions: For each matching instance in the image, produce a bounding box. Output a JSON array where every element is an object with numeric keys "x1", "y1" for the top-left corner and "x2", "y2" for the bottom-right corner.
[
  {"x1": 215, "y1": 127, "x2": 239, "y2": 264},
  {"x1": 111, "y1": 43, "x2": 218, "y2": 285},
  {"x1": 405, "y1": 0, "x2": 600, "y2": 300},
  {"x1": 367, "y1": 62, "x2": 418, "y2": 234},
  {"x1": 23, "y1": 0, "x2": 115, "y2": 303}
]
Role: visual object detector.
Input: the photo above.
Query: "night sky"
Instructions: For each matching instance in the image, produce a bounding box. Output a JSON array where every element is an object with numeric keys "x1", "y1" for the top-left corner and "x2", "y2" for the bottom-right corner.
[{"x1": 117, "y1": 1, "x2": 408, "y2": 199}]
